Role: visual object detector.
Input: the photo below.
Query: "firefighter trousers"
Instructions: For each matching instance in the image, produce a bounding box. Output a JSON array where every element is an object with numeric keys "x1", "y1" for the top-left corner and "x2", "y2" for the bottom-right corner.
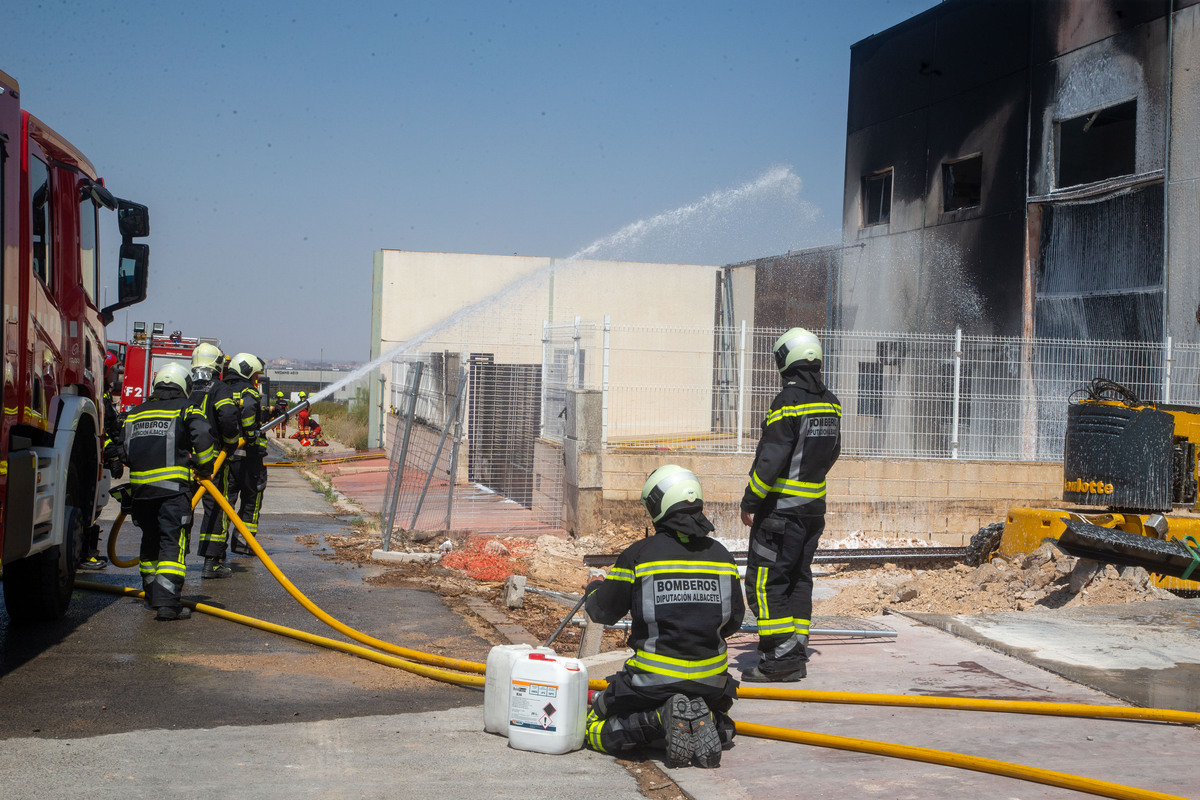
[
  {"x1": 585, "y1": 669, "x2": 736, "y2": 755},
  {"x1": 744, "y1": 512, "x2": 825, "y2": 673},
  {"x1": 133, "y1": 493, "x2": 192, "y2": 610},
  {"x1": 197, "y1": 462, "x2": 232, "y2": 559},
  {"x1": 227, "y1": 454, "x2": 267, "y2": 544}
]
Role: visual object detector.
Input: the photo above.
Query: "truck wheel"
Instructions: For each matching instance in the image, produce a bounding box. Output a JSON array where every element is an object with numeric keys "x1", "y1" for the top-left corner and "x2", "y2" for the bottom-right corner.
[
  {"x1": 965, "y1": 522, "x2": 1004, "y2": 567},
  {"x1": 2, "y1": 505, "x2": 83, "y2": 624}
]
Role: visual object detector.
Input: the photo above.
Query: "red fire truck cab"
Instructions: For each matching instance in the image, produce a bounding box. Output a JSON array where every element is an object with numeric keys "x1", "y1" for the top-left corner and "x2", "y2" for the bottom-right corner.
[{"x1": 1, "y1": 69, "x2": 150, "y2": 623}]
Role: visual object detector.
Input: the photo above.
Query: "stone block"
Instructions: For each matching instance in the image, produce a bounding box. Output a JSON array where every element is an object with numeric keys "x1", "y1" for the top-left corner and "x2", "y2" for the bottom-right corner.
[{"x1": 566, "y1": 390, "x2": 603, "y2": 442}]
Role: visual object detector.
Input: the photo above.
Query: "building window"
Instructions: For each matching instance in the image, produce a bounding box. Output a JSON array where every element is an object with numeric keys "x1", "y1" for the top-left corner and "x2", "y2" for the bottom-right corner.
[
  {"x1": 862, "y1": 169, "x2": 892, "y2": 227},
  {"x1": 942, "y1": 155, "x2": 982, "y2": 212},
  {"x1": 1057, "y1": 99, "x2": 1137, "y2": 188}
]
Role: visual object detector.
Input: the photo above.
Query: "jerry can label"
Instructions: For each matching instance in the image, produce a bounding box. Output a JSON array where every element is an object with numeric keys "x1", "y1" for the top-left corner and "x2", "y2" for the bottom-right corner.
[{"x1": 511, "y1": 679, "x2": 559, "y2": 731}]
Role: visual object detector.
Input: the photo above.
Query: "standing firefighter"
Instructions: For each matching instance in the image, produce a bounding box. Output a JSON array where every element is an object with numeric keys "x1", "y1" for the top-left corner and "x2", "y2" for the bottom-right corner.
[
  {"x1": 190, "y1": 343, "x2": 241, "y2": 578},
  {"x1": 81, "y1": 351, "x2": 125, "y2": 570},
  {"x1": 271, "y1": 391, "x2": 288, "y2": 438},
  {"x1": 225, "y1": 353, "x2": 267, "y2": 556},
  {"x1": 739, "y1": 327, "x2": 841, "y2": 682},
  {"x1": 584, "y1": 465, "x2": 744, "y2": 769},
  {"x1": 123, "y1": 363, "x2": 216, "y2": 621}
]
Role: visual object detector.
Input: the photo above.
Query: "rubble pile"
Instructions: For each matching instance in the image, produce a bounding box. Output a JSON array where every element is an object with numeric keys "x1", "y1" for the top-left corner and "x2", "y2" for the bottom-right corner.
[{"x1": 816, "y1": 542, "x2": 1177, "y2": 618}]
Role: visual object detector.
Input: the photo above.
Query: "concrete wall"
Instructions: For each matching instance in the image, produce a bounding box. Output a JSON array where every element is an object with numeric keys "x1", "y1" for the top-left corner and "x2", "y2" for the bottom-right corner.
[{"x1": 598, "y1": 450, "x2": 1062, "y2": 546}]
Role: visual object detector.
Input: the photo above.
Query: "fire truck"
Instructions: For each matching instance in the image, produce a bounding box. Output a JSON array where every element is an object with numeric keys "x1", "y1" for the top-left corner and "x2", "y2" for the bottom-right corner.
[
  {"x1": 114, "y1": 326, "x2": 214, "y2": 413},
  {"x1": 0, "y1": 69, "x2": 150, "y2": 622}
]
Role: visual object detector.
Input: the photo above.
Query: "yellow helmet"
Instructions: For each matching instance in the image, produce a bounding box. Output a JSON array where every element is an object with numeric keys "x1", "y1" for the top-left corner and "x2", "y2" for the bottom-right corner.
[
  {"x1": 154, "y1": 362, "x2": 193, "y2": 394},
  {"x1": 191, "y1": 342, "x2": 224, "y2": 371},
  {"x1": 229, "y1": 352, "x2": 264, "y2": 380},
  {"x1": 773, "y1": 327, "x2": 823, "y2": 373}
]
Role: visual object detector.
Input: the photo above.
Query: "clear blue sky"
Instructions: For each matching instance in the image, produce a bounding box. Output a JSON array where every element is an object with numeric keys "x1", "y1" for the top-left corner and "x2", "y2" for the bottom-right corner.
[{"x1": 7, "y1": 0, "x2": 938, "y2": 363}]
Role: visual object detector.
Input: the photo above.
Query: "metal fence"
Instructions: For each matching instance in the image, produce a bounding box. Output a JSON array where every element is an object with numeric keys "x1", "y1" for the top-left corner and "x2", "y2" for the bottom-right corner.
[{"x1": 544, "y1": 320, "x2": 1200, "y2": 461}]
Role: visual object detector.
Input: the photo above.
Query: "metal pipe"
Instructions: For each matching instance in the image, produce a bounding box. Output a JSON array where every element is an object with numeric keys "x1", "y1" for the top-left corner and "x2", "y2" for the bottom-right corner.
[
  {"x1": 258, "y1": 398, "x2": 309, "y2": 436},
  {"x1": 950, "y1": 327, "x2": 962, "y2": 459},
  {"x1": 737, "y1": 319, "x2": 746, "y2": 454}
]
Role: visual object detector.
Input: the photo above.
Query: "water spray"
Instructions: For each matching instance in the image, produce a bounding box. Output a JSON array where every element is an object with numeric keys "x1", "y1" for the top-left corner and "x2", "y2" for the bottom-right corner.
[{"x1": 302, "y1": 167, "x2": 804, "y2": 408}]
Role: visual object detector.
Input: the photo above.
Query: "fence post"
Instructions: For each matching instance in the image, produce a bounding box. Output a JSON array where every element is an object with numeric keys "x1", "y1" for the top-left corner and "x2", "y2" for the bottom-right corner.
[
  {"x1": 1164, "y1": 335, "x2": 1174, "y2": 405},
  {"x1": 737, "y1": 320, "x2": 747, "y2": 454},
  {"x1": 602, "y1": 315, "x2": 610, "y2": 447},
  {"x1": 444, "y1": 364, "x2": 468, "y2": 531},
  {"x1": 573, "y1": 316, "x2": 582, "y2": 389},
  {"x1": 541, "y1": 320, "x2": 550, "y2": 438},
  {"x1": 381, "y1": 361, "x2": 423, "y2": 551},
  {"x1": 951, "y1": 327, "x2": 962, "y2": 460}
]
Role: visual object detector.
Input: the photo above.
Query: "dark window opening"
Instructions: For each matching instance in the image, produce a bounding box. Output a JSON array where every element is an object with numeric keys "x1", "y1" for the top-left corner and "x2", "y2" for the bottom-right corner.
[
  {"x1": 1057, "y1": 100, "x2": 1137, "y2": 188},
  {"x1": 862, "y1": 169, "x2": 892, "y2": 227},
  {"x1": 857, "y1": 362, "x2": 883, "y2": 417},
  {"x1": 30, "y1": 156, "x2": 52, "y2": 290},
  {"x1": 942, "y1": 155, "x2": 982, "y2": 212}
]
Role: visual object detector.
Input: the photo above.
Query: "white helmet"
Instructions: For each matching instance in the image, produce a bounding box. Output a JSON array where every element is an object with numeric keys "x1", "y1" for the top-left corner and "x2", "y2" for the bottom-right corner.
[
  {"x1": 641, "y1": 465, "x2": 704, "y2": 523},
  {"x1": 154, "y1": 362, "x2": 193, "y2": 394},
  {"x1": 229, "y1": 352, "x2": 264, "y2": 380},
  {"x1": 773, "y1": 327, "x2": 822, "y2": 373}
]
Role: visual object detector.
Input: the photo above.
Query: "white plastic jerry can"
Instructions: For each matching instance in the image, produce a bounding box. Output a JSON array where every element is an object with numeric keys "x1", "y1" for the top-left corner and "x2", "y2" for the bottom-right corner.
[
  {"x1": 507, "y1": 652, "x2": 589, "y2": 754},
  {"x1": 483, "y1": 644, "x2": 556, "y2": 735}
]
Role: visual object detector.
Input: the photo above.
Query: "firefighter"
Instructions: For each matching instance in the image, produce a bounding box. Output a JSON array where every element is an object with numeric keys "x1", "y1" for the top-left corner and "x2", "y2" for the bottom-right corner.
[
  {"x1": 190, "y1": 343, "x2": 241, "y2": 578},
  {"x1": 123, "y1": 363, "x2": 216, "y2": 621},
  {"x1": 225, "y1": 353, "x2": 267, "y2": 556},
  {"x1": 271, "y1": 391, "x2": 288, "y2": 438},
  {"x1": 296, "y1": 391, "x2": 310, "y2": 433},
  {"x1": 739, "y1": 328, "x2": 841, "y2": 682},
  {"x1": 81, "y1": 351, "x2": 125, "y2": 570},
  {"x1": 584, "y1": 465, "x2": 744, "y2": 769}
]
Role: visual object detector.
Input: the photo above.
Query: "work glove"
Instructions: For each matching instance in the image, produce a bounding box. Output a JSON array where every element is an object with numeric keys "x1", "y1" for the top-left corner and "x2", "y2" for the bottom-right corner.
[{"x1": 194, "y1": 462, "x2": 214, "y2": 481}]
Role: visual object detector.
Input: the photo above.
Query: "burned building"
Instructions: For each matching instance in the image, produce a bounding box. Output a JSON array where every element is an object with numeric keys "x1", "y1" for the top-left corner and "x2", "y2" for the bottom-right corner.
[{"x1": 839, "y1": 0, "x2": 1200, "y2": 345}]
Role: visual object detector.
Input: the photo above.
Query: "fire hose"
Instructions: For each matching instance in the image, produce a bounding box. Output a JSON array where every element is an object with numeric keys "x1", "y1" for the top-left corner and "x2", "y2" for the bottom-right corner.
[{"x1": 96, "y1": 463, "x2": 1198, "y2": 800}]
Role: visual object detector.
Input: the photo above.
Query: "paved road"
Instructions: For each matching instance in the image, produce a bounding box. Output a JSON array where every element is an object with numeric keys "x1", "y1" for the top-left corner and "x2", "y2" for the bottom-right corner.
[{"x1": 0, "y1": 465, "x2": 637, "y2": 799}]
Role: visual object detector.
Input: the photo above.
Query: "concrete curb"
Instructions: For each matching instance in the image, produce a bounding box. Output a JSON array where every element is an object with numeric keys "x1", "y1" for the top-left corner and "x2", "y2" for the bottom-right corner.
[{"x1": 370, "y1": 549, "x2": 441, "y2": 563}]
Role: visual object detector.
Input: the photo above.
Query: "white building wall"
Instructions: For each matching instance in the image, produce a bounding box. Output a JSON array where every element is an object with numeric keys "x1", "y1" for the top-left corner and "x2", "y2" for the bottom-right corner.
[{"x1": 369, "y1": 250, "x2": 741, "y2": 446}]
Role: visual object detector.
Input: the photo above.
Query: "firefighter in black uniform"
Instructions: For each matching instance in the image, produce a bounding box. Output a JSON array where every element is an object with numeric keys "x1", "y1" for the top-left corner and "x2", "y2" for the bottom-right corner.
[
  {"x1": 190, "y1": 343, "x2": 241, "y2": 578},
  {"x1": 271, "y1": 391, "x2": 288, "y2": 437},
  {"x1": 225, "y1": 353, "x2": 267, "y2": 556},
  {"x1": 123, "y1": 363, "x2": 216, "y2": 621},
  {"x1": 739, "y1": 327, "x2": 841, "y2": 682},
  {"x1": 584, "y1": 465, "x2": 744, "y2": 769}
]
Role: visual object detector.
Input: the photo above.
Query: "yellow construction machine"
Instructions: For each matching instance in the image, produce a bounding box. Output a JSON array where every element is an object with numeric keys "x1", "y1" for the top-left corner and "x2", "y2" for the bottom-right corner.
[{"x1": 970, "y1": 379, "x2": 1200, "y2": 594}]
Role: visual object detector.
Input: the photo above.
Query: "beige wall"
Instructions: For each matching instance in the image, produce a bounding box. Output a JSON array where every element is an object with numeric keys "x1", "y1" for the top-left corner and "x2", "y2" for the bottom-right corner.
[
  {"x1": 373, "y1": 250, "x2": 753, "y2": 443},
  {"x1": 601, "y1": 450, "x2": 1062, "y2": 546}
]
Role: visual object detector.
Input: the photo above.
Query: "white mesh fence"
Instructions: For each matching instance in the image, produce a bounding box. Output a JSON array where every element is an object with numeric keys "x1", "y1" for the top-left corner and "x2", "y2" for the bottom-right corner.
[
  {"x1": 552, "y1": 321, "x2": 1192, "y2": 461},
  {"x1": 382, "y1": 312, "x2": 1200, "y2": 541}
]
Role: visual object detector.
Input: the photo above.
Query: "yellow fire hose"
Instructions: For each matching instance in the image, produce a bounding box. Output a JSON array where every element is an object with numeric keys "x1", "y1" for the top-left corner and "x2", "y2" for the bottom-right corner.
[
  {"x1": 735, "y1": 719, "x2": 1188, "y2": 800},
  {"x1": 736, "y1": 686, "x2": 1200, "y2": 726},
  {"x1": 94, "y1": 462, "x2": 1197, "y2": 799},
  {"x1": 73, "y1": 579, "x2": 483, "y2": 687},
  {"x1": 68, "y1": 584, "x2": 1188, "y2": 800}
]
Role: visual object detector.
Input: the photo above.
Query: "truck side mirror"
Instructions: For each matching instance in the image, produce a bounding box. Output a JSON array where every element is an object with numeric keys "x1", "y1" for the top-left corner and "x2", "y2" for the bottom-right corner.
[
  {"x1": 100, "y1": 243, "x2": 149, "y2": 326},
  {"x1": 117, "y1": 200, "x2": 150, "y2": 238}
]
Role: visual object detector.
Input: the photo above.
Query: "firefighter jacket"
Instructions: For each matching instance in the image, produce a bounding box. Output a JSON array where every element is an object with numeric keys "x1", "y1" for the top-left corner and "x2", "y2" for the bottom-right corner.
[
  {"x1": 586, "y1": 526, "x2": 744, "y2": 690},
  {"x1": 190, "y1": 377, "x2": 241, "y2": 453},
  {"x1": 741, "y1": 367, "x2": 841, "y2": 518},
  {"x1": 123, "y1": 385, "x2": 217, "y2": 500},
  {"x1": 102, "y1": 389, "x2": 125, "y2": 478},
  {"x1": 225, "y1": 375, "x2": 264, "y2": 456}
]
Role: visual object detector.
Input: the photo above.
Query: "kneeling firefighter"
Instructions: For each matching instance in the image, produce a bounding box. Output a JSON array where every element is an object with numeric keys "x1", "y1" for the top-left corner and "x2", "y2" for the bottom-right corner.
[
  {"x1": 584, "y1": 465, "x2": 744, "y2": 769},
  {"x1": 123, "y1": 363, "x2": 217, "y2": 621},
  {"x1": 225, "y1": 353, "x2": 267, "y2": 556},
  {"x1": 189, "y1": 343, "x2": 241, "y2": 578}
]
